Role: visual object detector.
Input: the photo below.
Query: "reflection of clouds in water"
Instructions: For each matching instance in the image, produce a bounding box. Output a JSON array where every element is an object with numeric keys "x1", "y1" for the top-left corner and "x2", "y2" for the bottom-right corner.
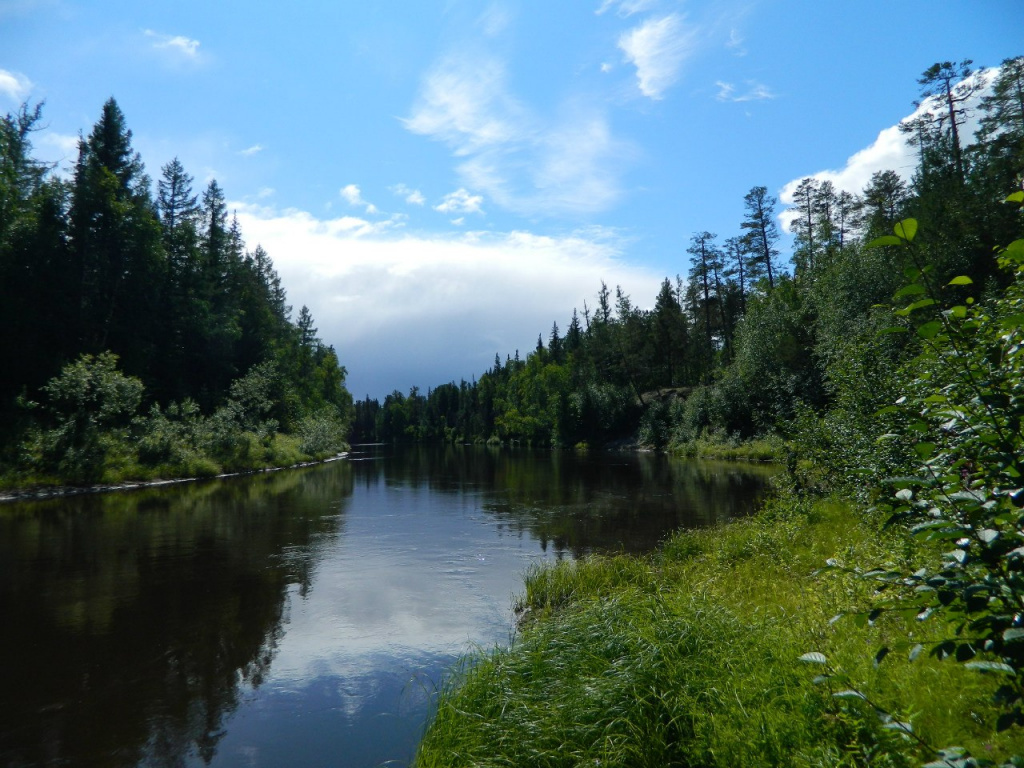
[{"x1": 266, "y1": 487, "x2": 542, "y2": 699}]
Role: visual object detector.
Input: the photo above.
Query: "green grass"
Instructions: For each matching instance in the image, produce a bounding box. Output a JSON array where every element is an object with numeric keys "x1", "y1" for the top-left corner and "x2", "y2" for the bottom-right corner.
[
  {"x1": 671, "y1": 433, "x2": 789, "y2": 463},
  {"x1": 416, "y1": 492, "x2": 1023, "y2": 767}
]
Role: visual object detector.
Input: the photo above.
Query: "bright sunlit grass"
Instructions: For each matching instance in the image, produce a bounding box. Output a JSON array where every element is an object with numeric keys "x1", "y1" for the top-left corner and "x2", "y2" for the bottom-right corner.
[{"x1": 416, "y1": 492, "x2": 1022, "y2": 767}]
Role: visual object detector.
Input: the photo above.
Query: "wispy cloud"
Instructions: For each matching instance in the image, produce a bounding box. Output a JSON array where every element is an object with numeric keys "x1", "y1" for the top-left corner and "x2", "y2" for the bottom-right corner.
[
  {"x1": 390, "y1": 183, "x2": 426, "y2": 206},
  {"x1": 477, "y1": 4, "x2": 511, "y2": 36},
  {"x1": 0, "y1": 68, "x2": 32, "y2": 101},
  {"x1": 231, "y1": 202, "x2": 662, "y2": 397},
  {"x1": 239, "y1": 144, "x2": 264, "y2": 156},
  {"x1": 715, "y1": 80, "x2": 774, "y2": 102},
  {"x1": 595, "y1": 0, "x2": 657, "y2": 17},
  {"x1": 404, "y1": 54, "x2": 630, "y2": 217},
  {"x1": 435, "y1": 188, "x2": 484, "y2": 216},
  {"x1": 143, "y1": 29, "x2": 201, "y2": 61},
  {"x1": 725, "y1": 28, "x2": 746, "y2": 56},
  {"x1": 403, "y1": 56, "x2": 527, "y2": 156},
  {"x1": 618, "y1": 14, "x2": 696, "y2": 100}
]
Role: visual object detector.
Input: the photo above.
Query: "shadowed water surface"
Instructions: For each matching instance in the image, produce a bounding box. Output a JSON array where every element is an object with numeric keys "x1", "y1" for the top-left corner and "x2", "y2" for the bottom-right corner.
[{"x1": 0, "y1": 445, "x2": 776, "y2": 767}]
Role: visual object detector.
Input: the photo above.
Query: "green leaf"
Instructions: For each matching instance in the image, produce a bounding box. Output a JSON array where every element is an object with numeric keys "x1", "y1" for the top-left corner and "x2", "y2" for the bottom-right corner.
[
  {"x1": 867, "y1": 235, "x2": 903, "y2": 248},
  {"x1": 964, "y1": 661, "x2": 1016, "y2": 675},
  {"x1": 948, "y1": 275, "x2": 973, "y2": 286},
  {"x1": 799, "y1": 652, "x2": 828, "y2": 664},
  {"x1": 1003, "y1": 628, "x2": 1024, "y2": 643},
  {"x1": 894, "y1": 283, "x2": 926, "y2": 298},
  {"x1": 894, "y1": 218, "x2": 918, "y2": 242},
  {"x1": 914, "y1": 442, "x2": 936, "y2": 460},
  {"x1": 1006, "y1": 191, "x2": 1024, "y2": 203},
  {"x1": 917, "y1": 321, "x2": 942, "y2": 339}
]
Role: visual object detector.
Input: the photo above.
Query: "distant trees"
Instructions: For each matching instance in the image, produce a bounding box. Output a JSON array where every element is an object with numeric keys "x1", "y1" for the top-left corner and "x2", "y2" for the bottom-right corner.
[{"x1": 351, "y1": 54, "x2": 1022, "y2": 453}]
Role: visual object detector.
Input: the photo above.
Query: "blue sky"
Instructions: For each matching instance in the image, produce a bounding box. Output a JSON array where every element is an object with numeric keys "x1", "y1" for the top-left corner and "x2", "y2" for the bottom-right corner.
[{"x1": 2, "y1": 0, "x2": 1021, "y2": 398}]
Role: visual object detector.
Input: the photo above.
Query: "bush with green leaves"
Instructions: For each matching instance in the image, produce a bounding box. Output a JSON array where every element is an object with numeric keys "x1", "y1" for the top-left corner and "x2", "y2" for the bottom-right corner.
[
  {"x1": 27, "y1": 352, "x2": 143, "y2": 482},
  {"x1": 295, "y1": 405, "x2": 350, "y2": 458},
  {"x1": 815, "y1": 198, "x2": 1024, "y2": 763}
]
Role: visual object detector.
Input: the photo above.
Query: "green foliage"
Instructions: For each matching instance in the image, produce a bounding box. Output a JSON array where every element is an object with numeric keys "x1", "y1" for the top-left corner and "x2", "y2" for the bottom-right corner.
[
  {"x1": 26, "y1": 352, "x2": 143, "y2": 482},
  {"x1": 0, "y1": 99, "x2": 353, "y2": 484},
  {"x1": 856, "y1": 211, "x2": 1024, "y2": 742}
]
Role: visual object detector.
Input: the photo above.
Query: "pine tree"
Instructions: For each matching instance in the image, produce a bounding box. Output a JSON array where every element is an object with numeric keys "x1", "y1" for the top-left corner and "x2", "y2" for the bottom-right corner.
[
  {"x1": 69, "y1": 98, "x2": 163, "y2": 379},
  {"x1": 914, "y1": 60, "x2": 982, "y2": 185},
  {"x1": 740, "y1": 186, "x2": 780, "y2": 289}
]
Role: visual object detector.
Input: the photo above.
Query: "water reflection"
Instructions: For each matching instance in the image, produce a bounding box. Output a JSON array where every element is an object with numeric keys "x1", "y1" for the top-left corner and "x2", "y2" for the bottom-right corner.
[
  {"x1": 0, "y1": 447, "x2": 774, "y2": 767},
  {"x1": 0, "y1": 467, "x2": 352, "y2": 768}
]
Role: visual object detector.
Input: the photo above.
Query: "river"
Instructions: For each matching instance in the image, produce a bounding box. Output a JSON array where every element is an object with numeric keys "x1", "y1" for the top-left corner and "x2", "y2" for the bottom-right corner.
[{"x1": 0, "y1": 444, "x2": 776, "y2": 767}]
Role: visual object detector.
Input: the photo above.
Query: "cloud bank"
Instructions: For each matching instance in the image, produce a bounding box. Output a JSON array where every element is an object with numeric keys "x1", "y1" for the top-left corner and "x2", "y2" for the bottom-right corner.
[{"x1": 232, "y1": 204, "x2": 663, "y2": 398}]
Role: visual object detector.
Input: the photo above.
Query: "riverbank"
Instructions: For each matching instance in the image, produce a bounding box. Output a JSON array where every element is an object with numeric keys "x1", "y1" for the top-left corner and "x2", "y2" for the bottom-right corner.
[
  {"x1": 415, "y1": 488, "x2": 1021, "y2": 767},
  {"x1": 0, "y1": 451, "x2": 349, "y2": 504}
]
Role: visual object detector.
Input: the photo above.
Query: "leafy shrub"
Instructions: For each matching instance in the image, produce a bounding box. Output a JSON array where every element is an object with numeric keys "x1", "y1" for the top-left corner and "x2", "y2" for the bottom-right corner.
[{"x1": 27, "y1": 352, "x2": 143, "y2": 482}]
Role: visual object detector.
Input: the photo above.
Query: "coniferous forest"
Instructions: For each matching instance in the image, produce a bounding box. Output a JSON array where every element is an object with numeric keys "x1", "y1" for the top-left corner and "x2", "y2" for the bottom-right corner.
[
  {"x1": 0, "y1": 98, "x2": 353, "y2": 484},
  {"x1": 351, "y1": 57, "x2": 1024, "y2": 460}
]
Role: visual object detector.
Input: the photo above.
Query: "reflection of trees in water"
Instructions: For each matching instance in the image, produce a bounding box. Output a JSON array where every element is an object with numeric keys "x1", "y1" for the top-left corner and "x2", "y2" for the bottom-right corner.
[
  {"x1": 0, "y1": 462, "x2": 353, "y2": 767},
  {"x1": 352, "y1": 445, "x2": 775, "y2": 558}
]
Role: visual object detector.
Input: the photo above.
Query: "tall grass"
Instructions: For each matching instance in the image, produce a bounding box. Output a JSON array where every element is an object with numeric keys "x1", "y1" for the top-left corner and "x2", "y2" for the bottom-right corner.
[{"x1": 416, "y1": 492, "x2": 1021, "y2": 766}]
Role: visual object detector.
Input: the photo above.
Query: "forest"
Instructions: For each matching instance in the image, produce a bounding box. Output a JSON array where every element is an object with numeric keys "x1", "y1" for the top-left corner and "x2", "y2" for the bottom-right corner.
[
  {"x1": 0, "y1": 98, "x2": 353, "y2": 484},
  {"x1": 414, "y1": 58, "x2": 1024, "y2": 768},
  {"x1": 352, "y1": 58, "x2": 1024, "y2": 464}
]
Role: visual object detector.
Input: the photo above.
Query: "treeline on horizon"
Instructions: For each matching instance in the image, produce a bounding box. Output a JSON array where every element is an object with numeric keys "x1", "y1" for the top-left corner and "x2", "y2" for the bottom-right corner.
[
  {"x1": 352, "y1": 57, "x2": 1024, "y2": 452},
  {"x1": 0, "y1": 98, "x2": 353, "y2": 483}
]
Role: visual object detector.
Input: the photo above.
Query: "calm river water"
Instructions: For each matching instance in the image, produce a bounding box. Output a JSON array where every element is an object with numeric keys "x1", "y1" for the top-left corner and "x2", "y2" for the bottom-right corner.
[{"x1": 0, "y1": 445, "x2": 776, "y2": 768}]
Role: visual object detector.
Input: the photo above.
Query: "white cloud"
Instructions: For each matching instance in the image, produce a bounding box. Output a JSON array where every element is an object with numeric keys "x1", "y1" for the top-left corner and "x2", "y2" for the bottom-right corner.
[
  {"x1": 715, "y1": 80, "x2": 774, "y2": 102},
  {"x1": 38, "y1": 131, "x2": 78, "y2": 157},
  {"x1": 0, "y1": 68, "x2": 32, "y2": 101},
  {"x1": 34, "y1": 131, "x2": 78, "y2": 176},
  {"x1": 434, "y1": 188, "x2": 484, "y2": 216},
  {"x1": 778, "y1": 67, "x2": 998, "y2": 226},
  {"x1": 239, "y1": 144, "x2": 264, "y2": 156},
  {"x1": 231, "y1": 202, "x2": 662, "y2": 397},
  {"x1": 618, "y1": 14, "x2": 696, "y2": 100},
  {"x1": 403, "y1": 56, "x2": 527, "y2": 156},
  {"x1": 404, "y1": 55, "x2": 630, "y2": 217},
  {"x1": 390, "y1": 183, "x2": 426, "y2": 206},
  {"x1": 340, "y1": 184, "x2": 381, "y2": 215},
  {"x1": 144, "y1": 29, "x2": 201, "y2": 60}
]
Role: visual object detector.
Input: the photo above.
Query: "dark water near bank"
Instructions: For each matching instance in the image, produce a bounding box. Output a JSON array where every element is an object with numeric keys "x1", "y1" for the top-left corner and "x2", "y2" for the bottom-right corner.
[{"x1": 0, "y1": 445, "x2": 776, "y2": 768}]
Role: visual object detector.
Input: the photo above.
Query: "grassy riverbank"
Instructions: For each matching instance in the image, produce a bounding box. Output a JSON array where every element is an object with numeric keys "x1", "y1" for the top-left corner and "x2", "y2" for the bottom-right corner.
[{"x1": 415, "y1": 489, "x2": 1022, "y2": 767}]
